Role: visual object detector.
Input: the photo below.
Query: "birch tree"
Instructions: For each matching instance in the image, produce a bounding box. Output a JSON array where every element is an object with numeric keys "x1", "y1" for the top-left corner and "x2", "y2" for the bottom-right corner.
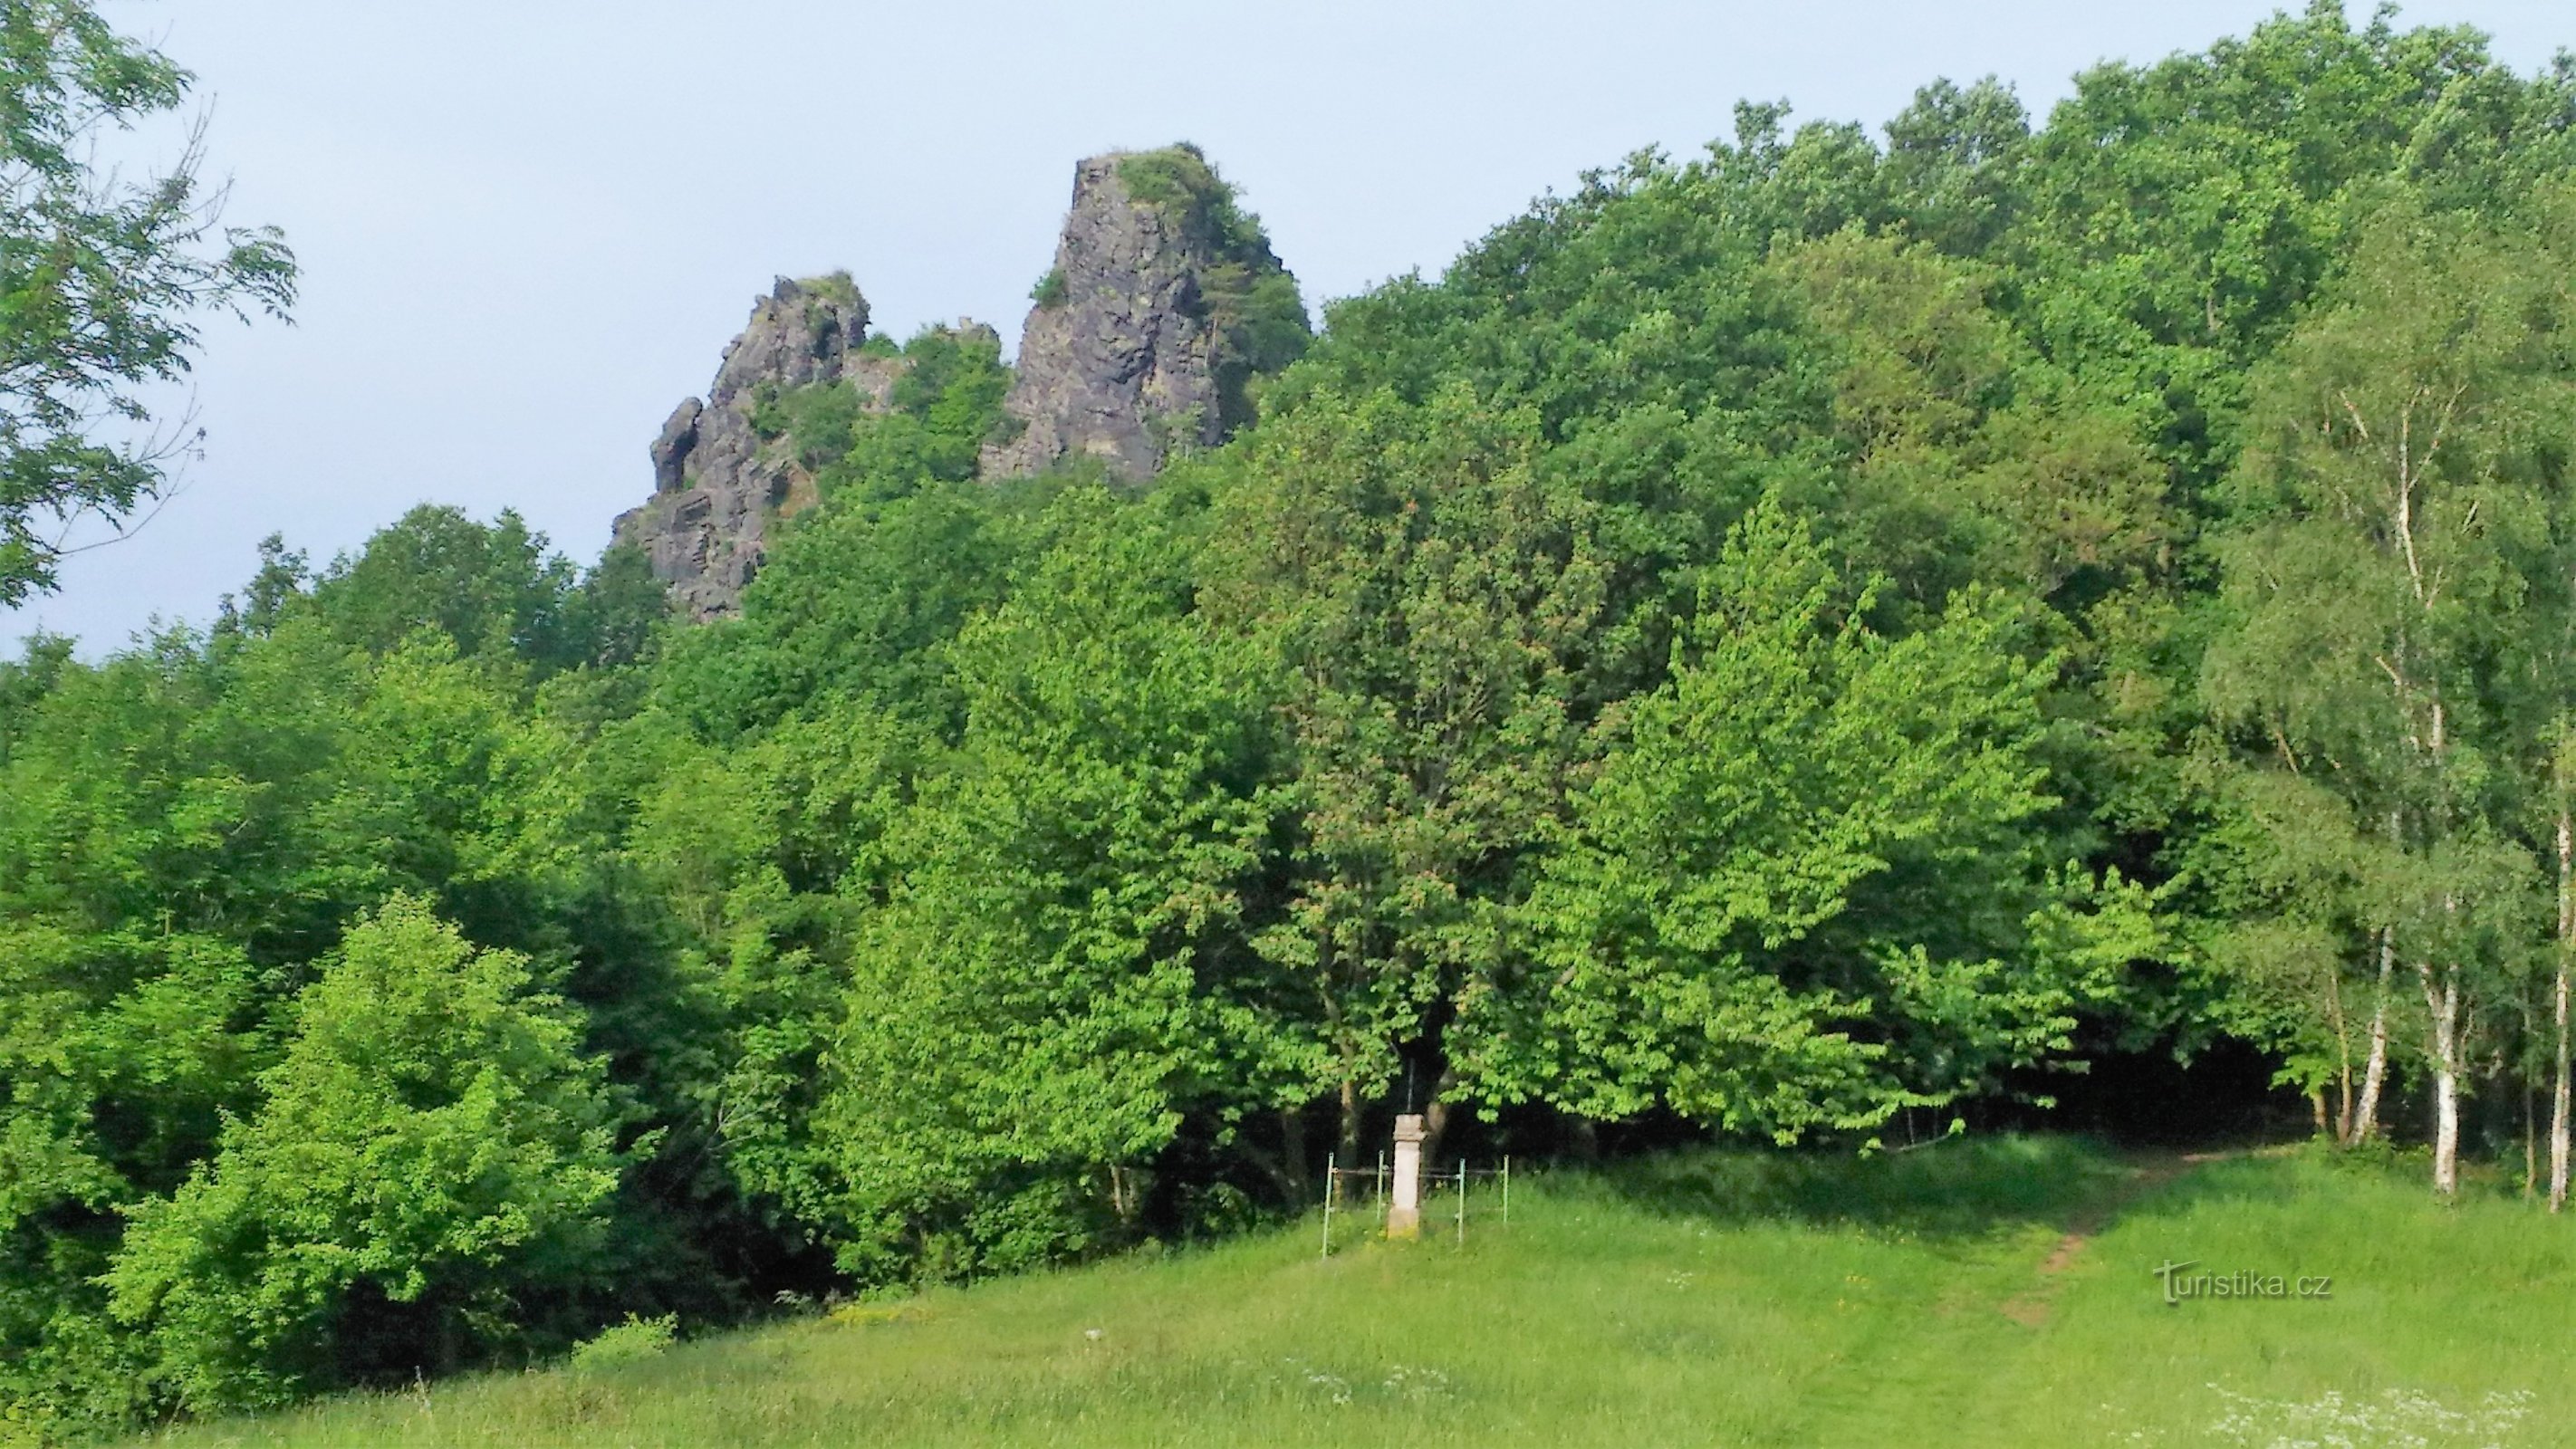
[{"x1": 2206, "y1": 192, "x2": 2574, "y2": 1195}]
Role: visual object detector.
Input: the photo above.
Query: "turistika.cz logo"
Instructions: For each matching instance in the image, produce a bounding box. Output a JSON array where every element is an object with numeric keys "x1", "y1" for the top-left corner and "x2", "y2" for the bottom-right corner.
[{"x1": 2152, "y1": 1259, "x2": 2331, "y2": 1306}]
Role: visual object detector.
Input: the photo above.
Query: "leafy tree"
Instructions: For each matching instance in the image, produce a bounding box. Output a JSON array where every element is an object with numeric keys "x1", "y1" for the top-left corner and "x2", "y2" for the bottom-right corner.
[
  {"x1": 0, "y1": 628, "x2": 72, "y2": 757},
  {"x1": 650, "y1": 478, "x2": 1032, "y2": 744},
  {"x1": 2008, "y1": 3, "x2": 2518, "y2": 497},
  {"x1": 105, "y1": 896, "x2": 622, "y2": 1413},
  {"x1": 0, "y1": 926, "x2": 262, "y2": 1434},
  {"x1": 1879, "y1": 77, "x2": 2032, "y2": 257},
  {"x1": 2204, "y1": 193, "x2": 2576, "y2": 1192},
  {"x1": 804, "y1": 488, "x2": 1302, "y2": 1278},
  {"x1": 0, "y1": 0, "x2": 294, "y2": 603},
  {"x1": 1458, "y1": 498, "x2": 2106, "y2": 1139},
  {"x1": 302, "y1": 505, "x2": 583, "y2": 669},
  {"x1": 1199, "y1": 385, "x2": 1605, "y2": 1159}
]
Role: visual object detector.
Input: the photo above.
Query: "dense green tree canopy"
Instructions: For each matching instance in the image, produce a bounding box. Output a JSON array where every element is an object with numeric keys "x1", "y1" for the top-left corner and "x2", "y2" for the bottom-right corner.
[{"x1": 14, "y1": 3, "x2": 2576, "y2": 1439}]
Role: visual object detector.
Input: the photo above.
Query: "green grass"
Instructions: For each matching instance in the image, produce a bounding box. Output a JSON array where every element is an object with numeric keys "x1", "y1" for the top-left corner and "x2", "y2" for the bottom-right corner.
[{"x1": 130, "y1": 1137, "x2": 2576, "y2": 1447}]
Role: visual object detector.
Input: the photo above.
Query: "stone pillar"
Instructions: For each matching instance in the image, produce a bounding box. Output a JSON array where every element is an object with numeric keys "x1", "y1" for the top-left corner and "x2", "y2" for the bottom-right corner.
[{"x1": 1387, "y1": 1114, "x2": 1425, "y2": 1239}]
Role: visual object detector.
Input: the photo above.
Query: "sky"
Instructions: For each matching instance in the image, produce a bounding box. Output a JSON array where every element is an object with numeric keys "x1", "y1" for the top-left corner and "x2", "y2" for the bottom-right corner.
[{"x1": 8, "y1": 0, "x2": 2573, "y2": 652}]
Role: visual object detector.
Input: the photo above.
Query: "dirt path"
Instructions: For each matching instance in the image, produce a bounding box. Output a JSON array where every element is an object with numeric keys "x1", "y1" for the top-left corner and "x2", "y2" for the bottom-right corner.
[{"x1": 1997, "y1": 1149, "x2": 2235, "y2": 1327}]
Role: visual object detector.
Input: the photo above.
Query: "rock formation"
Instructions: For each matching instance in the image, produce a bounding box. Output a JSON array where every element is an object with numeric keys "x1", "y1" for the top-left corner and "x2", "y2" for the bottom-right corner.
[
  {"x1": 612, "y1": 274, "x2": 870, "y2": 619},
  {"x1": 613, "y1": 147, "x2": 1305, "y2": 619},
  {"x1": 983, "y1": 146, "x2": 1307, "y2": 481}
]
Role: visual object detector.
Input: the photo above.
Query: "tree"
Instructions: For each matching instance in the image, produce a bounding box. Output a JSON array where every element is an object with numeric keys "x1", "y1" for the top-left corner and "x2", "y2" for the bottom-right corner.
[
  {"x1": 1198, "y1": 385, "x2": 1606, "y2": 1162},
  {"x1": 2205, "y1": 193, "x2": 2576, "y2": 1194},
  {"x1": 804, "y1": 489, "x2": 1302, "y2": 1278},
  {"x1": 303, "y1": 506, "x2": 582, "y2": 668},
  {"x1": 0, "y1": 926, "x2": 264, "y2": 1434},
  {"x1": 1456, "y1": 498, "x2": 2110, "y2": 1139},
  {"x1": 105, "y1": 896, "x2": 622, "y2": 1413},
  {"x1": 2182, "y1": 763, "x2": 2404, "y2": 1142},
  {"x1": 0, "y1": 0, "x2": 294, "y2": 603}
]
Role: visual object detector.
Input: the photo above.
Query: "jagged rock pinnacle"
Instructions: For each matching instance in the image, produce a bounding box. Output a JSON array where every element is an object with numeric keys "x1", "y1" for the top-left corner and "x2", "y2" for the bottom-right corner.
[
  {"x1": 985, "y1": 146, "x2": 1308, "y2": 481},
  {"x1": 611, "y1": 149, "x2": 1307, "y2": 623},
  {"x1": 612, "y1": 273, "x2": 867, "y2": 619}
]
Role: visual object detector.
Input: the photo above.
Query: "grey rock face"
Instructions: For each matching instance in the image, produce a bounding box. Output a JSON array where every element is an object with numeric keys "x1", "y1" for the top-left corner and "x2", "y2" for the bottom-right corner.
[
  {"x1": 649, "y1": 398, "x2": 702, "y2": 494},
  {"x1": 983, "y1": 155, "x2": 1226, "y2": 481},
  {"x1": 613, "y1": 275, "x2": 869, "y2": 619},
  {"x1": 612, "y1": 149, "x2": 1302, "y2": 625}
]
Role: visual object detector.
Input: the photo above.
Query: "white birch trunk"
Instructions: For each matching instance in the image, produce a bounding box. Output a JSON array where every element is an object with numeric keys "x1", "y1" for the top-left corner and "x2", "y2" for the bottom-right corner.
[
  {"x1": 2348, "y1": 926, "x2": 2395, "y2": 1146},
  {"x1": 2421, "y1": 960, "x2": 2461, "y2": 1196},
  {"x1": 2552, "y1": 810, "x2": 2571, "y2": 1213},
  {"x1": 2552, "y1": 961, "x2": 2571, "y2": 1213}
]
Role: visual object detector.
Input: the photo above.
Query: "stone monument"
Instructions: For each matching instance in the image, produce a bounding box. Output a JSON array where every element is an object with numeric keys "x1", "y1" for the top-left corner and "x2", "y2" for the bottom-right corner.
[{"x1": 1388, "y1": 1114, "x2": 1425, "y2": 1239}]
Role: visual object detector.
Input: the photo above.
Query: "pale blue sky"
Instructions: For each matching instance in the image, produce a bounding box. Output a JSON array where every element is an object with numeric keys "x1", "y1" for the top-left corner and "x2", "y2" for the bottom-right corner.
[{"x1": 10, "y1": 0, "x2": 2572, "y2": 652}]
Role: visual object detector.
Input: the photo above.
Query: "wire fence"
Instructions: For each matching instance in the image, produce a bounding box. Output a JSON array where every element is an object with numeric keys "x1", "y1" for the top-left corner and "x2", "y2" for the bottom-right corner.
[{"x1": 1318, "y1": 1153, "x2": 1511, "y2": 1258}]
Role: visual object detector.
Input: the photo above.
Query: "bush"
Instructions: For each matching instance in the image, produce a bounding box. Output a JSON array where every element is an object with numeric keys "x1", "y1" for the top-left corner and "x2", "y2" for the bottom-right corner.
[
  {"x1": 566, "y1": 1314, "x2": 677, "y2": 1373},
  {"x1": 104, "y1": 897, "x2": 625, "y2": 1414}
]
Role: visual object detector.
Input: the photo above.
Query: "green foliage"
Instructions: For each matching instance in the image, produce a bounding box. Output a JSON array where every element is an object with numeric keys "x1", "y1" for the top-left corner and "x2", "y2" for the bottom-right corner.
[
  {"x1": 803, "y1": 488, "x2": 1302, "y2": 1279},
  {"x1": 24, "y1": 5, "x2": 2576, "y2": 1437},
  {"x1": 2193, "y1": 187, "x2": 2576, "y2": 1161},
  {"x1": 1197, "y1": 383, "x2": 1606, "y2": 1143},
  {"x1": 794, "y1": 270, "x2": 862, "y2": 312},
  {"x1": 763, "y1": 323, "x2": 1014, "y2": 504},
  {"x1": 565, "y1": 1313, "x2": 675, "y2": 1373},
  {"x1": 300, "y1": 506, "x2": 580, "y2": 666},
  {"x1": 1030, "y1": 266, "x2": 1066, "y2": 308},
  {"x1": 0, "y1": 512, "x2": 676, "y2": 1431},
  {"x1": 651, "y1": 480, "x2": 1029, "y2": 742},
  {"x1": 0, "y1": 0, "x2": 296, "y2": 606},
  {"x1": 1460, "y1": 499, "x2": 2074, "y2": 1137},
  {"x1": 104, "y1": 897, "x2": 623, "y2": 1414},
  {"x1": 1118, "y1": 144, "x2": 1312, "y2": 434}
]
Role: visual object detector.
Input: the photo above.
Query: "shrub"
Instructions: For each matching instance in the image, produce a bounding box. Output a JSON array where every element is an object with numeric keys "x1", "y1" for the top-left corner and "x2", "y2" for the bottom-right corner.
[{"x1": 566, "y1": 1314, "x2": 677, "y2": 1373}]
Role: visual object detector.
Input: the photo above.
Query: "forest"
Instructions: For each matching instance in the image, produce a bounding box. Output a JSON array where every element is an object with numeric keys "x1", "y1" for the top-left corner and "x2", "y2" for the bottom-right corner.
[{"x1": 8, "y1": 1, "x2": 2576, "y2": 1438}]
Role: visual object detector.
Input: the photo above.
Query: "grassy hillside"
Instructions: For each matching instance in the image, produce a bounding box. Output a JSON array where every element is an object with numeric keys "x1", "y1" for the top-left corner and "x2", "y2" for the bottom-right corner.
[{"x1": 130, "y1": 1137, "x2": 2573, "y2": 1448}]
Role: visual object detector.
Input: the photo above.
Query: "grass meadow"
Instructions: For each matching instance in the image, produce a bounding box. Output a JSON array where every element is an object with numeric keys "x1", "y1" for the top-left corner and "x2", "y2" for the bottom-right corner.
[{"x1": 129, "y1": 1137, "x2": 2576, "y2": 1448}]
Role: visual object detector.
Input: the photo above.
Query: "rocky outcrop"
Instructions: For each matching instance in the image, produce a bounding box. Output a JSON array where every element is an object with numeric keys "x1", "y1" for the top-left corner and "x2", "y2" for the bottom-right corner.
[
  {"x1": 613, "y1": 149, "x2": 1304, "y2": 620},
  {"x1": 984, "y1": 146, "x2": 1307, "y2": 481},
  {"x1": 613, "y1": 274, "x2": 870, "y2": 619}
]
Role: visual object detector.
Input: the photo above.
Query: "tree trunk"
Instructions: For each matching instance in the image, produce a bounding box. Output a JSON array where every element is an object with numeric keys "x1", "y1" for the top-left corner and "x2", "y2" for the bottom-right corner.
[
  {"x1": 1418, "y1": 1067, "x2": 1460, "y2": 1167},
  {"x1": 1337, "y1": 1072, "x2": 1361, "y2": 1166},
  {"x1": 1280, "y1": 1104, "x2": 1312, "y2": 1202},
  {"x1": 2524, "y1": 1075, "x2": 2544, "y2": 1204},
  {"x1": 2524, "y1": 1080, "x2": 2538, "y2": 1198},
  {"x1": 2347, "y1": 926, "x2": 2396, "y2": 1146},
  {"x1": 2552, "y1": 809, "x2": 2572, "y2": 1213},
  {"x1": 2325, "y1": 946, "x2": 2353, "y2": 1140},
  {"x1": 2552, "y1": 960, "x2": 2571, "y2": 1214},
  {"x1": 1107, "y1": 1163, "x2": 1149, "y2": 1227},
  {"x1": 2421, "y1": 961, "x2": 2462, "y2": 1196}
]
